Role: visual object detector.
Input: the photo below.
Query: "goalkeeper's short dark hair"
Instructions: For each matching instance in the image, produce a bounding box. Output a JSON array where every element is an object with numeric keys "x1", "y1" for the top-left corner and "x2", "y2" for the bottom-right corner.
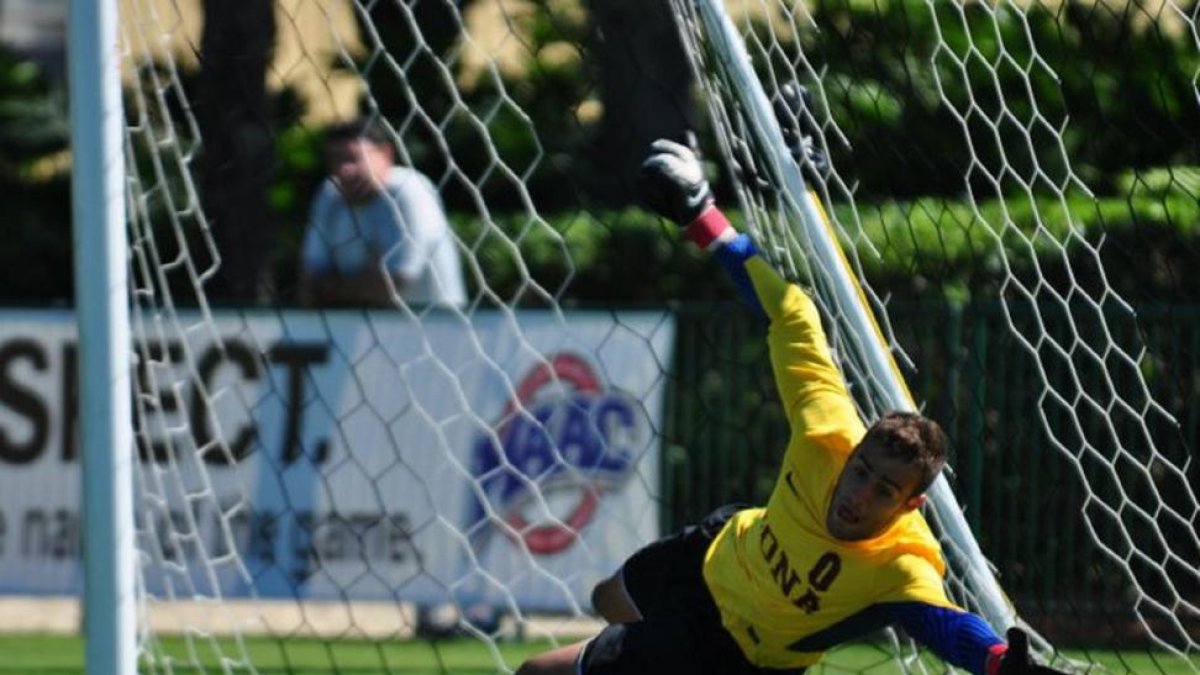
[
  {"x1": 324, "y1": 117, "x2": 391, "y2": 147},
  {"x1": 861, "y1": 411, "x2": 948, "y2": 496}
]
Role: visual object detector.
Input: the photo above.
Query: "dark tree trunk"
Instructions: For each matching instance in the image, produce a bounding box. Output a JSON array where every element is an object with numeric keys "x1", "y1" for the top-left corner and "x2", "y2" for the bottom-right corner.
[
  {"x1": 587, "y1": 0, "x2": 696, "y2": 207},
  {"x1": 197, "y1": 0, "x2": 277, "y2": 303}
]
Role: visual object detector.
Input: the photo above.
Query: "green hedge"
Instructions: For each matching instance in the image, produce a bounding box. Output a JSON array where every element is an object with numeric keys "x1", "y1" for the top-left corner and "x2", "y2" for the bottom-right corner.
[{"x1": 444, "y1": 173, "x2": 1199, "y2": 306}]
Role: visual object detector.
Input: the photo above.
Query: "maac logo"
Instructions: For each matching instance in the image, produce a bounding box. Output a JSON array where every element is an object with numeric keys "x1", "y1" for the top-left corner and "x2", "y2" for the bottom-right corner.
[{"x1": 469, "y1": 353, "x2": 645, "y2": 555}]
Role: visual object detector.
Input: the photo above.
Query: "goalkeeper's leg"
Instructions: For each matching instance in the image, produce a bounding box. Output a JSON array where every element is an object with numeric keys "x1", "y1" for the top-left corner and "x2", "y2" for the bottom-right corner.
[
  {"x1": 517, "y1": 620, "x2": 698, "y2": 675},
  {"x1": 592, "y1": 571, "x2": 643, "y2": 624},
  {"x1": 518, "y1": 504, "x2": 748, "y2": 675},
  {"x1": 516, "y1": 640, "x2": 588, "y2": 675}
]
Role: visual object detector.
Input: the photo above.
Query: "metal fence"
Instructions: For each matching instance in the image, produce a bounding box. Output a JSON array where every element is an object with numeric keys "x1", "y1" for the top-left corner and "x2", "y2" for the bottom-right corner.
[{"x1": 662, "y1": 301, "x2": 1200, "y2": 645}]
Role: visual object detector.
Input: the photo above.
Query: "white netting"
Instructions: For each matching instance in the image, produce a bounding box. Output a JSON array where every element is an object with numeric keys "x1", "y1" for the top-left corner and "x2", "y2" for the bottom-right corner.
[
  {"x1": 99, "y1": 0, "x2": 1200, "y2": 673},
  {"x1": 119, "y1": 0, "x2": 670, "y2": 672},
  {"x1": 673, "y1": 0, "x2": 1198, "y2": 672}
]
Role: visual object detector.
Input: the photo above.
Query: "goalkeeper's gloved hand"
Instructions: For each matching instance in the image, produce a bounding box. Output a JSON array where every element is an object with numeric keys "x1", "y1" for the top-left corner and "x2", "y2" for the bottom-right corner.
[
  {"x1": 994, "y1": 628, "x2": 1069, "y2": 675},
  {"x1": 639, "y1": 138, "x2": 737, "y2": 250},
  {"x1": 773, "y1": 81, "x2": 829, "y2": 177},
  {"x1": 638, "y1": 138, "x2": 714, "y2": 227}
]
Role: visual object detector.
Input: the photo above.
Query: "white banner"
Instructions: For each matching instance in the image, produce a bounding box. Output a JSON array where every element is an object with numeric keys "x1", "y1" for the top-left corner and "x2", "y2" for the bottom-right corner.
[{"x1": 0, "y1": 309, "x2": 672, "y2": 612}]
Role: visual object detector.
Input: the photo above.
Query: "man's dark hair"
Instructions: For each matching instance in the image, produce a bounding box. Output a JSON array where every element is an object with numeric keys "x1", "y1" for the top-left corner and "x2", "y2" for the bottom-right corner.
[
  {"x1": 861, "y1": 411, "x2": 948, "y2": 496},
  {"x1": 324, "y1": 117, "x2": 391, "y2": 147}
]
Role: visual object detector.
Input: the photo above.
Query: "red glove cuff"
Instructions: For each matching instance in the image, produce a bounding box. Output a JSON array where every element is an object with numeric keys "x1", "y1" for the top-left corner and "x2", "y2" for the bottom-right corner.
[
  {"x1": 985, "y1": 644, "x2": 1009, "y2": 675},
  {"x1": 684, "y1": 205, "x2": 732, "y2": 249}
]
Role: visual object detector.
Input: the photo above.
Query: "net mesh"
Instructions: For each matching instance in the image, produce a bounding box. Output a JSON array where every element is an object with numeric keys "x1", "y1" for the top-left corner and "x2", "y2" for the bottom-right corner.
[
  {"x1": 672, "y1": 0, "x2": 1199, "y2": 671},
  {"x1": 106, "y1": 0, "x2": 1199, "y2": 673},
  {"x1": 120, "y1": 0, "x2": 668, "y2": 671}
]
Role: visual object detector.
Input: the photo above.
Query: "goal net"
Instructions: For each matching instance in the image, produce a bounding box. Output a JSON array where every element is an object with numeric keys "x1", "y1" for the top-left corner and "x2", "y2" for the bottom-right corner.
[
  {"x1": 75, "y1": 0, "x2": 1198, "y2": 672},
  {"x1": 117, "y1": 0, "x2": 673, "y2": 671},
  {"x1": 670, "y1": 0, "x2": 1199, "y2": 672}
]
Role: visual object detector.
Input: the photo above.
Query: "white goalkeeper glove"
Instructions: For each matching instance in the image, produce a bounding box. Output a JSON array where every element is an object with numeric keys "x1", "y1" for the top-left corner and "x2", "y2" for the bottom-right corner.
[{"x1": 638, "y1": 139, "x2": 714, "y2": 227}]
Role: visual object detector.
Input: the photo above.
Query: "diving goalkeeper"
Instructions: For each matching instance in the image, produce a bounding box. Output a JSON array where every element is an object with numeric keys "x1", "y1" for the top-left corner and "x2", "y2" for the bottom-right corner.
[{"x1": 515, "y1": 138, "x2": 1067, "y2": 675}]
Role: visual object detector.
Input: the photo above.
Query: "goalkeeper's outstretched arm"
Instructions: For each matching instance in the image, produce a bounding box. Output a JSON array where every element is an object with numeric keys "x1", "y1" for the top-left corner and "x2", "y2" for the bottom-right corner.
[{"x1": 639, "y1": 138, "x2": 857, "y2": 433}]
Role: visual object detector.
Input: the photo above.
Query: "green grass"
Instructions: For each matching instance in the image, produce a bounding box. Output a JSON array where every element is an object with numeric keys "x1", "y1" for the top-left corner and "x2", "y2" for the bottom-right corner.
[
  {"x1": 2, "y1": 634, "x2": 1196, "y2": 674},
  {"x1": 0, "y1": 634, "x2": 548, "y2": 674}
]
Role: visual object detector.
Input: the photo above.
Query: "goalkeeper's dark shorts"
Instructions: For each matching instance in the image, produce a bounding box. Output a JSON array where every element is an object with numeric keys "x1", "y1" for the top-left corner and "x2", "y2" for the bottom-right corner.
[{"x1": 579, "y1": 504, "x2": 807, "y2": 675}]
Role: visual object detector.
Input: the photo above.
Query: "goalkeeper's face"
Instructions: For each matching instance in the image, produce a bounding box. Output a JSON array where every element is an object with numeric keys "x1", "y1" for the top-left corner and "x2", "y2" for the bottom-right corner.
[{"x1": 826, "y1": 440, "x2": 928, "y2": 541}]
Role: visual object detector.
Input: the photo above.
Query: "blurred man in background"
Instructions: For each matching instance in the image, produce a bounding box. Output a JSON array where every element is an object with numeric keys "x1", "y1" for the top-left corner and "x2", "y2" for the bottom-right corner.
[{"x1": 298, "y1": 118, "x2": 467, "y2": 309}]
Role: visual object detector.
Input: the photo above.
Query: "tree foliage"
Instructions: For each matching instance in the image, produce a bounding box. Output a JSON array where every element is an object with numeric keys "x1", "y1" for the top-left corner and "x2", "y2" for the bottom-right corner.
[
  {"x1": 0, "y1": 1, "x2": 1196, "y2": 307},
  {"x1": 0, "y1": 48, "x2": 72, "y2": 303},
  {"x1": 803, "y1": 0, "x2": 1199, "y2": 200}
]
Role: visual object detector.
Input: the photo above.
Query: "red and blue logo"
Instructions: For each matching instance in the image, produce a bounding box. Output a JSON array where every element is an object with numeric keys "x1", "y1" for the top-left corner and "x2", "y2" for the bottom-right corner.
[{"x1": 468, "y1": 352, "x2": 645, "y2": 555}]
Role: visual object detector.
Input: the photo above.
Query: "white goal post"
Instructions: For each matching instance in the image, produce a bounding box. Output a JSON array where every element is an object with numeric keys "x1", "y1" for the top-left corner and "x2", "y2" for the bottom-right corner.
[{"x1": 67, "y1": 0, "x2": 136, "y2": 672}]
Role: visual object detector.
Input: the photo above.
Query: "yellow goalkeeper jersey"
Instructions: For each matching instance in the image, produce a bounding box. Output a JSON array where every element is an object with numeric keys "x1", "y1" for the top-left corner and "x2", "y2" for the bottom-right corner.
[{"x1": 701, "y1": 257, "x2": 956, "y2": 670}]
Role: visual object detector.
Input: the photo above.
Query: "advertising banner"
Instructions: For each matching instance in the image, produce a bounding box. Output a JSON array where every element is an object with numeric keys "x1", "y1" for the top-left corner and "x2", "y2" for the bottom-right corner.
[{"x1": 0, "y1": 309, "x2": 672, "y2": 611}]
